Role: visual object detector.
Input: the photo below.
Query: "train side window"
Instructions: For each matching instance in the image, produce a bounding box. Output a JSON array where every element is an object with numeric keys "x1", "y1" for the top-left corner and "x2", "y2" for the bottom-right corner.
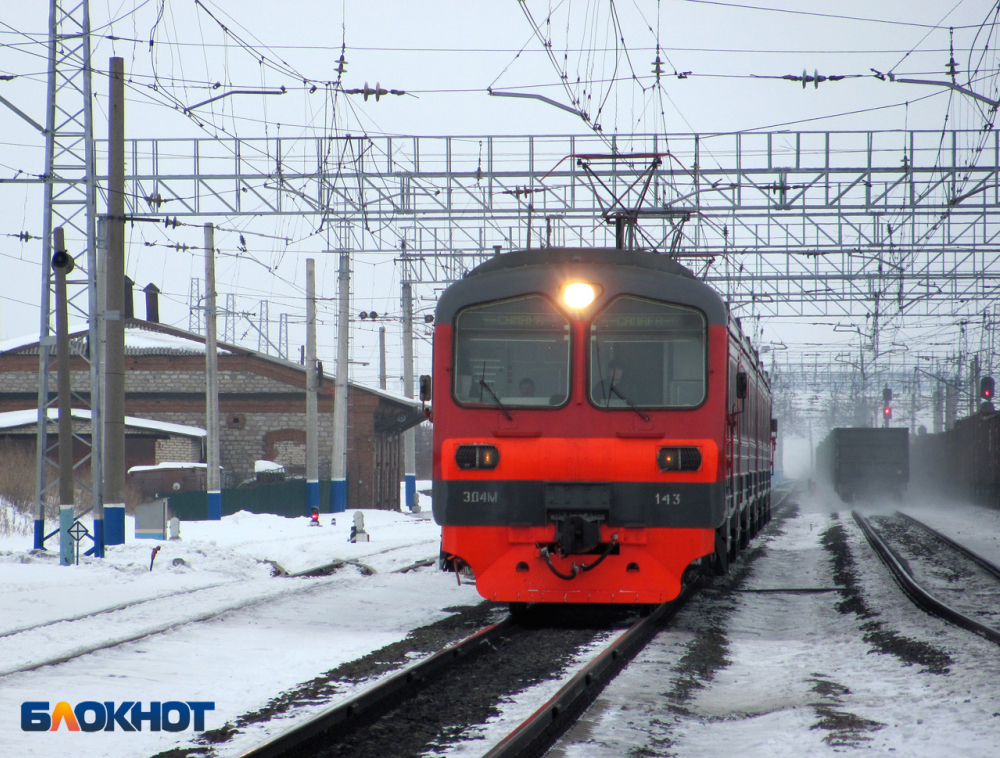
[
  {"x1": 453, "y1": 295, "x2": 571, "y2": 408},
  {"x1": 589, "y1": 296, "x2": 707, "y2": 409}
]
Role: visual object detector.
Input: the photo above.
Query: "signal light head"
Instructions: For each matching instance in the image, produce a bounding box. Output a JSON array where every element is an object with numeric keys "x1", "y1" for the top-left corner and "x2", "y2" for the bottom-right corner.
[
  {"x1": 51, "y1": 249, "x2": 75, "y2": 274},
  {"x1": 562, "y1": 282, "x2": 596, "y2": 309},
  {"x1": 982, "y1": 376, "x2": 995, "y2": 399}
]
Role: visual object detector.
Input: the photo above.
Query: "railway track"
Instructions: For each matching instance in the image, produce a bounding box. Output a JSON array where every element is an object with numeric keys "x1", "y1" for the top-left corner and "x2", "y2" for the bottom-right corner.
[
  {"x1": 221, "y1": 491, "x2": 795, "y2": 757},
  {"x1": 234, "y1": 487, "x2": 792, "y2": 758},
  {"x1": 482, "y1": 486, "x2": 794, "y2": 758},
  {"x1": 0, "y1": 546, "x2": 438, "y2": 679},
  {"x1": 853, "y1": 510, "x2": 1000, "y2": 645},
  {"x1": 231, "y1": 491, "x2": 801, "y2": 758},
  {"x1": 479, "y1": 593, "x2": 692, "y2": 758},
  {"x1": 235, "y1": 598, "x2": 690, "y2": 758}
]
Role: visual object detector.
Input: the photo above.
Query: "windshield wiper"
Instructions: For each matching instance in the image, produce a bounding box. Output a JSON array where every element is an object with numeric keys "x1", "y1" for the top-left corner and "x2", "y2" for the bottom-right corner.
[
  {"x1": 478, "y1": 379, "x2": 513, "y2": 420},
  {"x1": 609, "y1": 382, "x2": 650, "y2": 422}
]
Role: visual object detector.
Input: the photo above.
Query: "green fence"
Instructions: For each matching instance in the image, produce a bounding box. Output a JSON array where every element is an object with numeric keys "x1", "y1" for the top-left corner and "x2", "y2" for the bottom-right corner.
[{"x1": 163, "y1": 480, "x2": 333, "y2": 521}]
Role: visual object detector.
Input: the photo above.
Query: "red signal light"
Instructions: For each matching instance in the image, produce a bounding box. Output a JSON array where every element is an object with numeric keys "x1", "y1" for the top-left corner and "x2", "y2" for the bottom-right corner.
[
  {"x1": 309, "y1": 506, "x2": 321, "y2": 526},
  {"x1": 883, "y1": 406, "x2": 892, "y2": 420}
]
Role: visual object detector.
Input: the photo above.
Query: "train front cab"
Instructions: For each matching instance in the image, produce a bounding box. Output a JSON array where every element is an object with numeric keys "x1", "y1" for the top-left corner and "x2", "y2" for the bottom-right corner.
[{"x1": 431, "y1": 255, "x2": 772, "y2": 605}]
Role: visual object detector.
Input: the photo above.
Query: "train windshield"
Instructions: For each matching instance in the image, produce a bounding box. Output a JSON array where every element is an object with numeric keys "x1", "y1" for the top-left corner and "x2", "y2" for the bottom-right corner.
[
  {"x1": 590, "y1": 296, "x2": 706, "y2": 408},
  {"x1": 454, "y1": 295, "x2": 571, "y2": 408}
]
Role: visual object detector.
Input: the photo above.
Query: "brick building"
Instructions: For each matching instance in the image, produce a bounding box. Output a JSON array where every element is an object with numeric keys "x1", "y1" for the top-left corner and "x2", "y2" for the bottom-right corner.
[{"x1": 0, "y1": 319, "x2": 423, "y2": 510}]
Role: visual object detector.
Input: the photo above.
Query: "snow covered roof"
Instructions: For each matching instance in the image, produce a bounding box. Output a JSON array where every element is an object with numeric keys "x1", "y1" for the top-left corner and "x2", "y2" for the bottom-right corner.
[
  {"x1": 0, "y1": 409, "x2": 206, "y2": 438},
  {"x1": 254, "y1": 460, "x2": 285, "y2": 473},
  {"x1": 128, "y1": 462, "x2": 208, "y2": 474},
  {"x1": 0, "y1": 321, "x2": 239, "y2": 357},
  {"x1": 361, "y1": 385, "x2": 422, "y2": 409},
  {"x1": 0, "y1": 324, "x2": 90, "y2": 354},
  {"x1": 0, "y1": 319, "x2": 419, "y2": 409}
]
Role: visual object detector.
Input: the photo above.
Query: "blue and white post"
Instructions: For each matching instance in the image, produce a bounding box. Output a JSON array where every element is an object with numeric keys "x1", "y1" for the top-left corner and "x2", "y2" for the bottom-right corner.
[
  {"x1": 204, "y1": 223, "x2": 222, "y2": 520},
  {"x1": 401, "y1": 280, "x2": 417, "y2": 511},
  {"x1": 330, "y1": 250, "x2": 350, "y2": 513},
  {"x1": 103, "y1": 59, "x2": 127, "y2": 545},
  {"x1": 305, "y1": 258, "x2": 320, "y2": 516}
]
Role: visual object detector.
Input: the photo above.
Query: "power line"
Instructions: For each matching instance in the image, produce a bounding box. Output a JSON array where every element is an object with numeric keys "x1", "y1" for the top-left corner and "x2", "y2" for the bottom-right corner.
[{"x1": 673, "y1": 0, "x2": 982, "y2": 30}]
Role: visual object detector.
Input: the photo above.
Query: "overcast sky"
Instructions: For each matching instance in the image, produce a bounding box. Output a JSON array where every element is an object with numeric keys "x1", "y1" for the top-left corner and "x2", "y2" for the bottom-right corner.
[{"x1": 0, "y1": 1, "x2": 996, "y2": 392}]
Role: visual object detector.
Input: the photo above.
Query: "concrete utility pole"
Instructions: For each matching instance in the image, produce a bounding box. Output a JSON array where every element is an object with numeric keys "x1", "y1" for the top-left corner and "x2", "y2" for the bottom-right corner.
[
  {"x1": 102, "y1": 56, "x2": 126, "y2": 546},
  {"x1": 204, "y1": 223, "x2": 222, "y2": 519},
  {"x1": 305, "y1": 258, "x2": 320, "y2": 515},
  {"x1": 331, "y1": 251, "x2": 350, "y2": 513},
  {"x1": 401, "y1": 280, "x2": 416, "y2": 511},
  {"x1": 972, "y1": 355, "x2": 981, "y2": 417},
  {"x1": 945, "y1": 382, "x2": 958, "y2": 430},
  {"x1": 933, "y1": 385, "x2": 943, "y2": 433},
  {"x1": 379, "y1": 326, "x2": 387, "y2": 390},
  {"x1": 53, "y1": 227, "x2": 75, "y2": 566}
]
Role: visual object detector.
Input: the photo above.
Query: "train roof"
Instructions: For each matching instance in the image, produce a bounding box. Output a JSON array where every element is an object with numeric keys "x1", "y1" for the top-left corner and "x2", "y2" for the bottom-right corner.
[
  {"x1": 439, "y1": 246, "x2": 726, "y2": 325},
  {"x1": 440, "y1": 246, "x2": 770, "y2": 386},
  {"x1": 468, "y1": 247, "x2": 698, "y2": 279}
]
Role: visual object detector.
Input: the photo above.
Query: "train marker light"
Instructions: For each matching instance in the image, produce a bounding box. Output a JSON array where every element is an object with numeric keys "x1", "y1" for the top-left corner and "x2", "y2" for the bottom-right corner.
[
  {"x1": 455, "y1": 444, "x2": 500, "y2": 470},
  {"x1": 562, "y1": 282, "x2": 596, "y2": 309},
  {"x1": 657, "y1": 447, "x2": 702, "y2": 472}
]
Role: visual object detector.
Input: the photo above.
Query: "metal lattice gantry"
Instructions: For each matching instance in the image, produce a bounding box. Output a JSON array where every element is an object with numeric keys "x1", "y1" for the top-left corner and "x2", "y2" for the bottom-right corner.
[
  {"x1": 770, "y1": 349, "x2": 979, "y2": 432},
  {"x1": 116, "y1": 129, "x2": 1000, "y2": 318}
]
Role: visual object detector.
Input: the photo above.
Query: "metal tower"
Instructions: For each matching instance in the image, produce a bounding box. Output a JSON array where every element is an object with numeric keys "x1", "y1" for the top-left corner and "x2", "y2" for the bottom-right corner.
[{"x1": 33, "y1": 0, "x2": 102, "y2": 552}]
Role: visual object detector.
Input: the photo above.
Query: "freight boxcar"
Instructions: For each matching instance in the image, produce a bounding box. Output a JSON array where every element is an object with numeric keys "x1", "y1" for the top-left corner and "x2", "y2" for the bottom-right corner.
[{"x1": 820, "y1": 427, "x2": 909, "y2": 502}]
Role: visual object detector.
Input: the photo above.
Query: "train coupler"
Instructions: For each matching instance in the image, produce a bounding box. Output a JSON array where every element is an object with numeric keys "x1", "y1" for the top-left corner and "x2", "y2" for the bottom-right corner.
[
  {"x1": 550, "y1": 512, "x2": 605, "y2": 555},
  {"x1": 538, "y1": 534, "x2": 618, "y2": 581}
]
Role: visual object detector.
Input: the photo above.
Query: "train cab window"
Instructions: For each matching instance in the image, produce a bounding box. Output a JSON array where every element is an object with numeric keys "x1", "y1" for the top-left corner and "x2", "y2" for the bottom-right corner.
[
  {"x1": 589, "y1": 296, "x2": 706, "y2": 409},
  {"x1": 453, "y1": 295, "x2": 571, "y2": 408}
]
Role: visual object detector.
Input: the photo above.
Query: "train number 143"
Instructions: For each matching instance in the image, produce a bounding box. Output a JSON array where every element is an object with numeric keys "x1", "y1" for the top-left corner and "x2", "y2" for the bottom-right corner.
[{"x1": 656, "y1": 493, "x2": 681, "y2": 505}]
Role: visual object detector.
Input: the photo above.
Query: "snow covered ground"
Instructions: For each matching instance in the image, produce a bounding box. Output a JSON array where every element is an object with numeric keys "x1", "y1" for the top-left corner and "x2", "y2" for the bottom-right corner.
[
  {"x1": 551, "y1": 487, "x2": 1000, "y2": 757},
  {"x1": 0, "y1": 486, "x2": 487, "y2": 758},
  {"x1": 3, "y1": 483, "x2": 1000, "y2": 758}
]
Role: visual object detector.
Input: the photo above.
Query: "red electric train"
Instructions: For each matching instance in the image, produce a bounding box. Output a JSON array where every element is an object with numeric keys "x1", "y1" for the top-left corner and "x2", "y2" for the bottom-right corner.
[{"x1": 427, "y1": 247, "x2": 774, "y2": 606}]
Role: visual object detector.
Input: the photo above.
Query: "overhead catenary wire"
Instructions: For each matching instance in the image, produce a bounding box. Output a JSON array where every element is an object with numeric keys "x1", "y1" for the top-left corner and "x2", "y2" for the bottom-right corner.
[{"x1": 1, "y1": 1, "x2": 996, "y2": 377}]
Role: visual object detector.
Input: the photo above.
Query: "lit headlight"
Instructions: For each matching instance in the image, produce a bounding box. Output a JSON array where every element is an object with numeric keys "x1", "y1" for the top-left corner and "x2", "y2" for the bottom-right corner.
[{"x1": 563, "y1": 282, "x2": 596, "y2": 309}]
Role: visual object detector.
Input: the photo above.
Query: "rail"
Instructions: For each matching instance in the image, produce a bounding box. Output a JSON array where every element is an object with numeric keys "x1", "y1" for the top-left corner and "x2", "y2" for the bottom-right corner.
[
  {"x1": 852, "y1": 511, "x2": 1000, "y2": 646},
  {"x1": 482, "y1": 589, "x2": 693, "y2": 758},
  {"x1": 235, "y1": 617, "x2": 513, "y2": 758}
]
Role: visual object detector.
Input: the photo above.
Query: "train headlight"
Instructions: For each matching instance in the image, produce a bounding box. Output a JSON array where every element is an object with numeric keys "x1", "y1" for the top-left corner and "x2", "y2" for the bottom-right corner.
[
  {"x1": 455, "y1": 445, "x2": 500, "y2": 470},
  {"x1": 657, "y1": 447, "x2": 702, "y2": 472},
  {"x1": 562, "y1": 282, "x2": 596, "y2": 309}
]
